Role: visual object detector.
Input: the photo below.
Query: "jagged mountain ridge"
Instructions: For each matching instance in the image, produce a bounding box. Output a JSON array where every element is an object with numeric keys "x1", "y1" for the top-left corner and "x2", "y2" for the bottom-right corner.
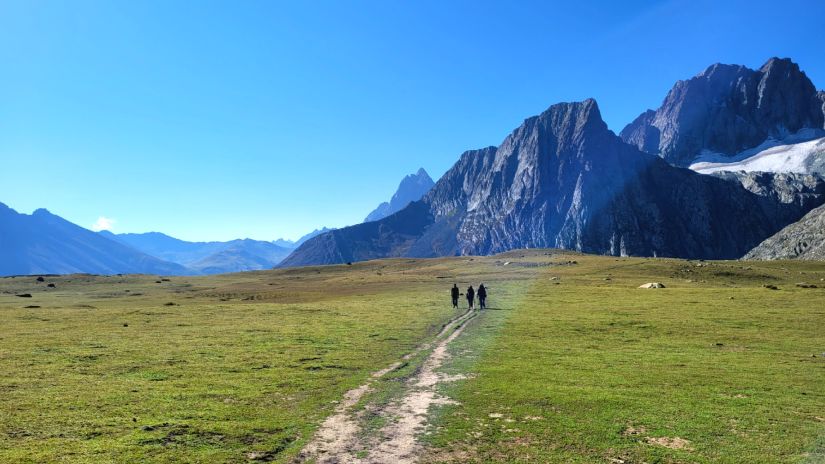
[
  {"x1": 0, "y1": 203, "x2": 190, "y2": 276},
  {"x1": 621, "y1": 58, "x2": 825, "y2": 167},
  {"x1": 365, "y1": 168, "x2": 435, "y2": 222},
  {"x1": 281, "y1": 99, "x2": 825, "y2": 267}
]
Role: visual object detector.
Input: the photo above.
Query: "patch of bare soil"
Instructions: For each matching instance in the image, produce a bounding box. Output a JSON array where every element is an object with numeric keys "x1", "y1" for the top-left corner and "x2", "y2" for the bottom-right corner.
[{"x1": 645, "y1": 436, "x2": 693, "y2": 450}]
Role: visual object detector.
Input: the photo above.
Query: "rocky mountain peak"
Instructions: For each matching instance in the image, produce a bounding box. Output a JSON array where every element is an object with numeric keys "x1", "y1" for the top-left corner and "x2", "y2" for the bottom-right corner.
[
  {"x1": 759, "y1": 56, "x2": 798, "y2": 73},
  {"x1": 364, "y1": 168, "x2": 435, "y2": 222},
  {"x1": 540, "y1": 98, "x2": 607, "y2": 143},
  {"x1": 621, "y1": 58, "x2": 824, "y2": 166}
]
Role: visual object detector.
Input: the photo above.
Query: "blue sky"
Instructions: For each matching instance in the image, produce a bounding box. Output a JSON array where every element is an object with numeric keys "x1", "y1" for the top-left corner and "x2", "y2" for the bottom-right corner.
[{"x1": 1, "y1": 0, "x2": 824, "y2": 241}]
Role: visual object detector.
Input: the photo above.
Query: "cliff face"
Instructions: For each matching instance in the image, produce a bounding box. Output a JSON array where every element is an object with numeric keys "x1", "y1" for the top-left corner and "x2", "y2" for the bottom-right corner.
[
  {"x1": 621, "y1": 58, "x2": 825, "y2": 167},
  {"x1": 281, "y1": 99, "x2": 825, "y2": 267}
]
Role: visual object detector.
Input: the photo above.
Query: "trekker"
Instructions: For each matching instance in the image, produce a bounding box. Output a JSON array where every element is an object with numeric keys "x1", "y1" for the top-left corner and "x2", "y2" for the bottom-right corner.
[
  {"x1": 477, "y1": 284, "x2": 487, "y2": 309},
  {"x1": 466, "y1": 285, "x2": 475, "y2": 310},
  {"x1": 451, "y1": 284, "x2": 460, "y2": 308}
]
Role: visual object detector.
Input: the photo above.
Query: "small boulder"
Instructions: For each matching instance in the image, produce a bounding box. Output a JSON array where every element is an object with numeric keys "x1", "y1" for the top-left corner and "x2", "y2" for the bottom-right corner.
[{"x1": 638, "y1": 282, "x2": 665, "y2": 289}]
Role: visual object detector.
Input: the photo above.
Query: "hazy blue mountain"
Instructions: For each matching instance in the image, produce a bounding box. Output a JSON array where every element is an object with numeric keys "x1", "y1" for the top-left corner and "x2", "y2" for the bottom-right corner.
[
  {"x1": 188, "y1": 239, "x2": 293, "y2": 274},
  {"x1": 365, "y1": 168, "x2": 435, "y2": 222},
  {"x1": 621, "y1": 57, "x2": 825, "y2": 167},
  {"x1": 0, "y1": 203, "x2": 189, "y2": 276},
  {"x1": 273, "y1": 227, "x2": 334, "y2": 248},
  {"x1": 281, "y1": 98, "x2": 825, "y2": 267},
  {"x1": 103, "y1": 232, "x2": 292, "y2": 274},
  {"x1": 99, "y1": 231, "x2": 224, "y2": 264}
]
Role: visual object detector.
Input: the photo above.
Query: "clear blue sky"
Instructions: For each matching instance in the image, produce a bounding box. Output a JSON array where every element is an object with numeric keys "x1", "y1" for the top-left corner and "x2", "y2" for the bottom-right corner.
[{"x1": 1, "y1": 0, "x2": 824, "y2": 241}]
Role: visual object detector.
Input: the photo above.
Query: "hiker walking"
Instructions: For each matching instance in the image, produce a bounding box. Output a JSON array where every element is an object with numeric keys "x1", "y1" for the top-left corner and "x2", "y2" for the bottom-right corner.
[
  {"x1": 477, "y1": 284, "x2": 487, "y2": 310},
  {"x1": 466, "y1": 285, "x2": 475, "y2": 310},
  {"x1": 450, "y1": 284, "x2": 460, "y2": 308}
]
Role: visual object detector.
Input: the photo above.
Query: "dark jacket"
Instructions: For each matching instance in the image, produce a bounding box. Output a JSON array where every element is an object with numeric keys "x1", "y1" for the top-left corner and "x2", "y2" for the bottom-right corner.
[
  {"x1": 466, "y1": 286, "x2": 475, "y2": 300},
  {"x1": 477, "y1": 285, "x2": 487, "y2": 298},
  {"x1": 451, "y1": 286, "x2": 459, "y2": 298}
]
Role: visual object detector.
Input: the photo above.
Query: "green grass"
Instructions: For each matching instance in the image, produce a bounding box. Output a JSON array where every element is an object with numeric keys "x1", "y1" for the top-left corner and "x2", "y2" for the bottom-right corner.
[
  {"x1": 424, "y1": 254, "x2": 825, "y2": 463},
  {"x1": 0, "y1": 262, "x2": 480, "y2": 463},
  {"x1": 1, "y1": 252, "x2": 824, "y2": 462}
]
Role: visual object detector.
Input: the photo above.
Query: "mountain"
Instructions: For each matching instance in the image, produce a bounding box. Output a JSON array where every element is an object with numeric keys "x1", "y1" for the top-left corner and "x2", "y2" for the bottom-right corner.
[
  {"x1": 621, "y1": 58, "x2": 825, "y2": 167},
  {"x1": 100, "y1": 231, "x2": 224, "y2": 264},
  {"x1": 281, "y1": 99, "x2": 825, "y2": 267},
  {"x1": 188, "y1": 239, "x2": 293, "y2": 274},
  {"x1": 691, "y1": 134, "x2": 825, "y2": 175},
  {"x1": 104, "y1": 232, "x2": 292, "y2": 274},
  {"x1": 0, "y1": 203, "x2": 189, "y2": 276},
  {"x1": 744, "y1": 203, "x2": 825, "y2": 260},
  {"x1": 364, "y1": 168, "x2": 435, "y2": 222},
  {"x1": 273, "y1": 227, "x2": 334, "y2": 249}
]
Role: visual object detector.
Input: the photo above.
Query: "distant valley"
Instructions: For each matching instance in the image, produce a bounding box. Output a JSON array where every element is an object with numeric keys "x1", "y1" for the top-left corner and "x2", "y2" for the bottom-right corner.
[{"x1": 0, "y1": 168, "x2": 435, "y2": 276}]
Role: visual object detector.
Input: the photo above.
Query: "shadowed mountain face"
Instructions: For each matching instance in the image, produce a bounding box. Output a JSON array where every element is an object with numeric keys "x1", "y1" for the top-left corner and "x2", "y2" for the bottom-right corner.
[
  {"x1": 621, "y1": 58, "x2": 825, "y2": 167},
  {"x1": 0, "y1": 204, "x2": 190, "y2": 276},
  {"x1": 281, "y1": 99, "x2": 825, "y2": 267},
  {"x1": 365, "y1": 168, "x2": 435, "y2": 222},
  {"x1": 819, "y1": 91, "x2": 825, "y2": 127}
]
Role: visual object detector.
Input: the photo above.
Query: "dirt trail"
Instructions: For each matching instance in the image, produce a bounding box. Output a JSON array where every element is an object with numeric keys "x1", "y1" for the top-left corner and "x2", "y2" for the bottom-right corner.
[{"x1": 296, "y1": 308, "x2": 476, "y2": 463}]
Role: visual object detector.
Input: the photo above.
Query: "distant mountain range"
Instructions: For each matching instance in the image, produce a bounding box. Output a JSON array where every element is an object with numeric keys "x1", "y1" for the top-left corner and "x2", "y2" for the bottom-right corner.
[
  {"x1": 0, "y1": 203, "x2": 189, "y2": 276},
  {"x1": 365, "y1": 168, "x2": 435, "y2": 222},
  {"x1": 282, "y1": 57, "x2": 825, "y2": 267},
  {"x1": 0, "y1": 167, "x2": 435, "y2": 276},
  {"x1": 100, "y1": 231, "x2": 293, "y2": 274}
]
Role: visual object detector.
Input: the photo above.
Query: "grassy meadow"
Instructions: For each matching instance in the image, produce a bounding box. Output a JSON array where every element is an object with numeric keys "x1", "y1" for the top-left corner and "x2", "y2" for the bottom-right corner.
[{"x1": 1, "y1": 251, "x2": 824, "y2": 463}]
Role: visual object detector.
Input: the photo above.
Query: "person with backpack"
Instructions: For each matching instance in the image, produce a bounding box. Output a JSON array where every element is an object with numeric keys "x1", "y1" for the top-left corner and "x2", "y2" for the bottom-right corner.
[
  {"x1": 477, "y1": 284, "x2": 487, "y2": 309},
  {"x1": 450, "y1": 284, "x2": 460, "y2": 308},
  {"x1": 466, "y1": 285, "x2": 475, "y2": 310}
]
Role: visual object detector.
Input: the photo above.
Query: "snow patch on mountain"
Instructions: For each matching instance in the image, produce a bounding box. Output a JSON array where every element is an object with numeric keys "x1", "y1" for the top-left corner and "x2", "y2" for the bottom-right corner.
[{"x1": 691, "y1": 133, "x2": 825, "y2": 175}]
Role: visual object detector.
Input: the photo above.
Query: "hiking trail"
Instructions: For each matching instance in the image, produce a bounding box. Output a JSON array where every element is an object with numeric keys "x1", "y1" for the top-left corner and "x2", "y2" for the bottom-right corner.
[{"x1": 296, "y1": 308, "x2": 477, "y2": 463}]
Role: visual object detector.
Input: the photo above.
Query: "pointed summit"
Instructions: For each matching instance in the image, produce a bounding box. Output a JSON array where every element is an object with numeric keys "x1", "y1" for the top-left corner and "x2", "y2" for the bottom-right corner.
[{"x1": 364, "y1": 168, "x2": 435, "y2": 222}]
